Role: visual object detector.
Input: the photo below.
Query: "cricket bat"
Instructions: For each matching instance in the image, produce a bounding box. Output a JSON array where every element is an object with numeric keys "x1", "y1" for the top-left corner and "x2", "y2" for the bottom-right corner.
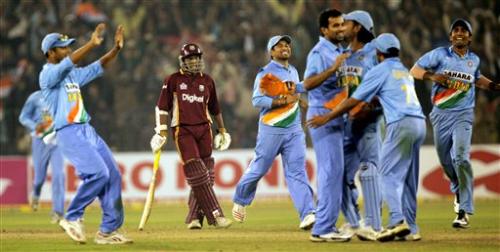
[{"x1": 138, "y1": 150, "x2": 161, "y2": 231}]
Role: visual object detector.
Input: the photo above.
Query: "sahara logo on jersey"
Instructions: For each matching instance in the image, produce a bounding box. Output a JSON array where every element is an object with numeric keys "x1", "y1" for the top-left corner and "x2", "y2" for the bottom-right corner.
[{"x1": 182, "y1": 93, "x2": 204, "y2": 103}]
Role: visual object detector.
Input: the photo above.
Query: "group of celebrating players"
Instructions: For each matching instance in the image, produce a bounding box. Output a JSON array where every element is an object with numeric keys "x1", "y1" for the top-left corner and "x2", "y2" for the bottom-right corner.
[{"x1": 19, "y1": 6, "x2": 498, "y2": 245}]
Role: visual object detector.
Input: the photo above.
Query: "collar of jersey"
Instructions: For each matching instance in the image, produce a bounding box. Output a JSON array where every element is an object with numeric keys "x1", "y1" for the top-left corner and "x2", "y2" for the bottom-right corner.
[
  {"x1": 319, "y1": 36, "x2": 342, "y2": 52},
  {"x1": 447, "y1": 46, "x2": 471, "y2": 59}
]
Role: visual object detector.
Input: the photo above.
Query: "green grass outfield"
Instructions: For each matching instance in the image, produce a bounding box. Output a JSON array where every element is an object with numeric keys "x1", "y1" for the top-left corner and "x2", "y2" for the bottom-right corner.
[{"x1": 1, "y1": 198, "x2": 499, "y2": 252}]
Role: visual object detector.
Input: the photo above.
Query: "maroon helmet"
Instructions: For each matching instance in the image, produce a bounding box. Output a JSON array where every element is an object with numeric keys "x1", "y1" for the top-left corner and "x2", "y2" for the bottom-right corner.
[
  {"x1": 180, "y1": 43, "x2": 203, "y2": 59},
  {"x1": 179, "y1": 43, "x2": 204, "y2": 73}
]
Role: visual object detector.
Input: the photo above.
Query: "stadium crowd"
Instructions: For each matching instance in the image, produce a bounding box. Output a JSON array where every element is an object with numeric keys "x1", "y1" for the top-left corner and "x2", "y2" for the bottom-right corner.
[{"x1": 1, "y1": 0, "x2": 498, "y2": 154}]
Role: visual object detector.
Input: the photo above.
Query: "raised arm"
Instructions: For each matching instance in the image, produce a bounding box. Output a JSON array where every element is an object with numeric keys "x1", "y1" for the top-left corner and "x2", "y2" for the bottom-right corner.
[
  {"x1": 100, "y1": 25, "x2": 124, "y2": 68},
  {"x1": 71, "y1": 23, "x2": 106, "y2": 64}
]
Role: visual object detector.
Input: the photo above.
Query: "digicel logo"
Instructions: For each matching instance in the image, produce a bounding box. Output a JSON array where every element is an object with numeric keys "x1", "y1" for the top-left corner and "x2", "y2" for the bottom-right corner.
[{"x1": 422, "y1": 150, "x2": 500, "y2": 195}]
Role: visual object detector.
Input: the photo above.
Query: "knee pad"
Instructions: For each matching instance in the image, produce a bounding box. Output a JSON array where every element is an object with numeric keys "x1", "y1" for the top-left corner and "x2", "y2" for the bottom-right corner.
[
  {"x1": 184, "y1": 159, "x2": 210, "y2": 187},
  {"x1": 203, "y1": 157, "x2": 215, "y2": 185}
]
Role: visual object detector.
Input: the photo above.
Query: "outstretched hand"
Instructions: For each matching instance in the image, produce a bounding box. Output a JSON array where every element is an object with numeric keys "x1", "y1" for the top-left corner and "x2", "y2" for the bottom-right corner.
[
  {"x1": 306, "y1": 114, "x2": 331, "y2": 128},
  {"x1": 91, "y1": 23, "x2": 106, "y2": 46},
  {"x1": 115, "y1": 25, "x2": 124, "y2": 50}
]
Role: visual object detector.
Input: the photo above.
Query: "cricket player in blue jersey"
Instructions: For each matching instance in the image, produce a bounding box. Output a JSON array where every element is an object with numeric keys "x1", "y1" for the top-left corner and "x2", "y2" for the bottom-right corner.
[
  {"x1": 303, "y1": 9, "x2": 351, "y2": 242},
  {"x1": 337, "y1": 10, "x2": 383, "y2": 241},
  {"x1": 232, "y1": 35, "x2": 316, "y2": 230},
  {"x1": 410, "y1": 18, "x2": 499, "y2": 229},
  {"x1": 19, "y1": 90, "x2": 65, "y2": 223},
  {"x1": 309, "y1": 33, "x2": 426, "y2": 242},
  {"x1": 39, "y1": 23, "x2": 132, "y2": 244}
]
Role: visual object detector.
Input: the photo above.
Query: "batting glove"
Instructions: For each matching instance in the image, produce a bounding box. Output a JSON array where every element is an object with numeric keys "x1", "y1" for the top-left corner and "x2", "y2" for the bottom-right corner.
[
  {"x1": 214, "y1": 128, "x2": 231, "y2": 151},
  {"x1": 150, "y1": 134, "x2": 167, "y2": 153}
]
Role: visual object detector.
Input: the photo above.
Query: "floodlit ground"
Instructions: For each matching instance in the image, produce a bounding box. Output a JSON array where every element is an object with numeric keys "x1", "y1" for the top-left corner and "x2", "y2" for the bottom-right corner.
[{"x1": 1, "y1": 199, "x2": 499, "y2": 252}]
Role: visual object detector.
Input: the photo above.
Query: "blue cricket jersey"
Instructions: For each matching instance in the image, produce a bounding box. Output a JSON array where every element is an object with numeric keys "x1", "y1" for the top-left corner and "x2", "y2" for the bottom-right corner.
[
  {"x1": 415, "y1": 46, "x2": 481, "y2": 111},
  {"x1": 252, "y1": 60, "x2": 304, "y2": 134},
  {"x1": 352, "y1": 58, "x2": 425, "y2": 124},
  {"x1": 19, "y1": 90, "x2": 54, "y2": 137},
  {"x1": 338, "y1": 41, "x2": 378, "y2": 96},
  {"x1": 304, "y1": 37, "x2": 345, "y2": 109},
  {"x1": 39, "y1": 57, "x2": 103, "y2": 130}
]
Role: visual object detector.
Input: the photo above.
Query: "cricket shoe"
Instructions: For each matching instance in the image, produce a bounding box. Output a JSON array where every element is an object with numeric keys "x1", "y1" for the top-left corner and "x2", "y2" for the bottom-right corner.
[
  {"x1": 94, "y1": 230, "x2": 133, "y2": 245},
  {"x1": 309, "y1": 231, "x2": 351, "y2": 242},
  {"x1": 215, "y1": 217, "x2": 232, "y2": 229},
  {"x1": 50, "y1": 212, "x2": 63, "y2": 224},
  {"x1": 452, "y1": 209, "x2": 469, "y2": 229},
  {"x1": 59, "y1": 218, "x2": 86, "y2": 243},
  {"x1": 232, "y1": 203, "x2": 246, "y2": 223},
  {"x1": 356, "y1": 226, "x2": 379, "y2": 241},
  {"x1": 30, "y1": 195, "x2": 39, "y2": 211},
  {"x1": 299, "y1": 213, "x2": 315, "y2": 230},
  {"x1": 377, "y1": 221, "x2": 411, "y2": 242},
  {"x1": 187, "y1": 219, "x2": 202, "y2": 230},
  {"x1": 338, "y1": 223, "x2": 358, "y2": 238},
  {"x1": 395, "y1": 232, "x2": 422, "y2": 241}
]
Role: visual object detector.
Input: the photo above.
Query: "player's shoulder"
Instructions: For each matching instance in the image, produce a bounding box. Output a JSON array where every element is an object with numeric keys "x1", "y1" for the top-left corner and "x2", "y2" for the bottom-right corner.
[
  {"x1": 467, "y1": 51, "x2": 480, "y2": 62},
  {"x1": 201, "y1": 72, "x2": 214, "y2": 81},
  {"x1": 429, "y1": 46, "x2": 449, "y2": 55}
]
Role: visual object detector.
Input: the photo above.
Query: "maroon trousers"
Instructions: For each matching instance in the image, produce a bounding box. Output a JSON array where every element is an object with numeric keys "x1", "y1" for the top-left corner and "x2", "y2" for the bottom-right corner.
[{"x1": 172, "y1": 124, "x2": 222, "y2": 225}]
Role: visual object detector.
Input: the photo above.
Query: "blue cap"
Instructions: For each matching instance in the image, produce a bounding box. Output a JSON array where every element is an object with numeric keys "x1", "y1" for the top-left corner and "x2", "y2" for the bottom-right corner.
[
  {"x1": 449, "y1": 18, "x2": 472, "y2": 35},
  {"x1": 344, "y1": 10, "x2": 374, "y2": 34},
  {"x1": 41, "y1": 33, "x2": 76, "y2": 54},
  {"x1": 267, "y1": 35, "x2": 292, "y2": 53},
  {"x1": 374, "y1": 33, "x2": 400, "y2": 53}
]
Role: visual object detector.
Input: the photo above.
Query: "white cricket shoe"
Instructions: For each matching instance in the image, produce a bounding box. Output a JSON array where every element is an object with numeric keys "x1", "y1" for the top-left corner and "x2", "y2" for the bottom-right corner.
[
  {"x1": 377, "y1": 221, "x2": 411, "y2": 242},
  {"x1": 452, "y1": 210, "x2": 470, "y2": 229},
  {"x1": 309, "y1": 231, "x2": 351, "y2": 242},
  {"x1": 232, "y1": 203, "x2": 246, "y2": 223},
  {"x1": 59, "y1": 218, "x2": 86, "y2": 243},
  {"x1": 215, "y1": 217, "x2": 232, "y2": 229},
  {"x1": 94, "y1": 230, "x2": 133, "y2": 245},
  {"x1": 299, "y1": 213, "x2": 315, "y2": 230},
  {"x1": 395, "y1": 232, "x2": 422, "y2": 241},
  {"x1": 187, "y1": 219, "x2": 202, "y2": 230},
  {"x1": 356, "y1": 226, "x2": 379, "y2": 241},
  {"x1": 338, "y1": 223, "x2": 358, "y2": 238}
]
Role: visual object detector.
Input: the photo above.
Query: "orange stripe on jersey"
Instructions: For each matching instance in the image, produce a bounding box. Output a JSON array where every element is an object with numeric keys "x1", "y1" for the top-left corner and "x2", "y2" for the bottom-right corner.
[
  {"x1": 67, "y1": 98, "x2": 80, "y2": 122},
  {"x1": 432, "y1": 88, "x2": 456, "y2": 103},
  {"x1": 261, "y1": 102, "x2": 296, "y2": 122},
  {"x1": 324, "y1": 88, "x2": 348, "y2": 110}
]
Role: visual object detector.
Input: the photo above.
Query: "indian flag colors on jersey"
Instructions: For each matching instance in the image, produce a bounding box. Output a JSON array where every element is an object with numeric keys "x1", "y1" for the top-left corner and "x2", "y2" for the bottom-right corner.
[
  {"x1": 261, "y1": 102, "x2": 299, "y2": 128},
  {"x1": 433, "y1": 88, "x2": 467, "y2": 109},
  {"x1": 66, "y1": 92, "x2": 88, "y2": 123}
]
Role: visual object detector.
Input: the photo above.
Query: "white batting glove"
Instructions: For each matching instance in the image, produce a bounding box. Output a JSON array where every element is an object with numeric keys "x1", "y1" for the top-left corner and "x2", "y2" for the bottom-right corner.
[
  {"x1": 150, "y1": 134, "x2": 167, "y2": 153},
  {"x1": 214, "y1": 129, "x2": 231, "y2": 151}
]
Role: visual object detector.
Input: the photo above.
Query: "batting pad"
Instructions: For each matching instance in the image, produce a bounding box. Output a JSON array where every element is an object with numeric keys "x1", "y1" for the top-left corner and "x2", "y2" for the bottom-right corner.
[
  {"x1": 185, "y1": 157, "x2": 216, "y2": 224},
  {"x1": 359, "y1": 162, "x2": 382, "y2": 231},
  {"x1": 184, "y1": 159, "x2": 224, "y2": 225}
]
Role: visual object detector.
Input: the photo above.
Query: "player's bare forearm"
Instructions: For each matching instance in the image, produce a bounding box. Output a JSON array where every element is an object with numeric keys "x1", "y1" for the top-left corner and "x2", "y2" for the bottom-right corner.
[
  {"x1": 70, "y1": 23, "x2": 106, "y2": 64},
  {"x1": 271, "y1": 94, "x2": 299, "y2": 108},
  {"x1": 409, "y1": 65, "x2": 426, "y2": 80},
  {"x1": 214, "y1": 113, "x2": 226, "y2": 131},
  {"x1": 100, "y1": 25, "x2": 124, "y2": 68},
  {"x1": 476, "y1": 75, "x2": 499, "y2": 91},
  {"x1": 303, "y1": 68, "x2": 337, "y2": 90},
  {"x1": 306, "y1": 97, "x2": 361, "y2": 128}
]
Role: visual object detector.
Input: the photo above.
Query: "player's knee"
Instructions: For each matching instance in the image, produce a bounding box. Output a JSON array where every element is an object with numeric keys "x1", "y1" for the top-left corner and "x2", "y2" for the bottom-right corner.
[
  {"x1": 184, "y1": 159, "x2": 210, "y2": 187},
  {"x1": 453, "y1": 157, "x2": 471, "y2": 169}
]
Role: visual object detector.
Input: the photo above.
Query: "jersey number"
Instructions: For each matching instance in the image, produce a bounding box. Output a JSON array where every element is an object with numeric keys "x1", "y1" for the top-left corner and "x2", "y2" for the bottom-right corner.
[{"x1": 401, "y1": 84, "x2": 419, "y2": 106}]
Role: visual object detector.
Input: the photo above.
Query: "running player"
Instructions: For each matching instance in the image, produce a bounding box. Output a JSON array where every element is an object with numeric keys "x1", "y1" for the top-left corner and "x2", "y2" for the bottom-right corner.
[
  {"x1": 19, "y1": 90, "x2": 65, "y2": 223},
  {"x1": 231, "y1": 35, "x2": 316, "y2": 230},
  {"x1": 410, "y1": 18, "x2": 499, "y2": 229}
]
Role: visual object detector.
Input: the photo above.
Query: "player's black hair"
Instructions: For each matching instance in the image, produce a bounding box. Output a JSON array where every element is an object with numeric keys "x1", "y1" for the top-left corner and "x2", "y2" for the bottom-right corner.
[
  {"x1": 356, "y1": 24, "x2": 375, "y2": 44},
  {"x1": 318, "y1": 9, "x2": 342, "y2": 30},
  {"x1": 381, "y1": 48, "x2": 399, "y2": 58}
]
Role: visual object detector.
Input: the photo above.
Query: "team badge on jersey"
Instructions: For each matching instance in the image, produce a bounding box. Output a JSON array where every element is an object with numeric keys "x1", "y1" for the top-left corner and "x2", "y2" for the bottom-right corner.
[
  {"x1": 180, "y1": 82, "x2": 187, "y2": 90},
  {"x1": 199, "y1": 85, "x2": 205, "y2": 92},
  {"x1": 467, "y1": 61, "x2": 473, "y2": 68}
]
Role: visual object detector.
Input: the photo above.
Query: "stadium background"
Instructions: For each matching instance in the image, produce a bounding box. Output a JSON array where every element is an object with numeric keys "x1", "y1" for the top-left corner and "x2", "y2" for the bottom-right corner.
[{"x1": 1, "y1": 0, "x2": 499, "y2": 155}]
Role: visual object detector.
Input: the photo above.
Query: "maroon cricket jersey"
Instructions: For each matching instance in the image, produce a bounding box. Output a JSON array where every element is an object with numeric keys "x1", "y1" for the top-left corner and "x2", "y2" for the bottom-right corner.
[{"x1": 157, "y1": 71, "x2": 221, "y2": 127}]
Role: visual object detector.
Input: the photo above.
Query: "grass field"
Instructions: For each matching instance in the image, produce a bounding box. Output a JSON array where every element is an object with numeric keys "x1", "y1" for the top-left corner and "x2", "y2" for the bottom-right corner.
[{"x1": 1, "y1": 199, "x2": 499, "y2": 252}]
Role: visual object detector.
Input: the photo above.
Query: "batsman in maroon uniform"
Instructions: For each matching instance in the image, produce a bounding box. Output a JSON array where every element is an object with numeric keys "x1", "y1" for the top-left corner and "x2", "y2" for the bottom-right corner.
[{"x1": 150, "y1": 43, "x2": 232, "y2": 229}]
